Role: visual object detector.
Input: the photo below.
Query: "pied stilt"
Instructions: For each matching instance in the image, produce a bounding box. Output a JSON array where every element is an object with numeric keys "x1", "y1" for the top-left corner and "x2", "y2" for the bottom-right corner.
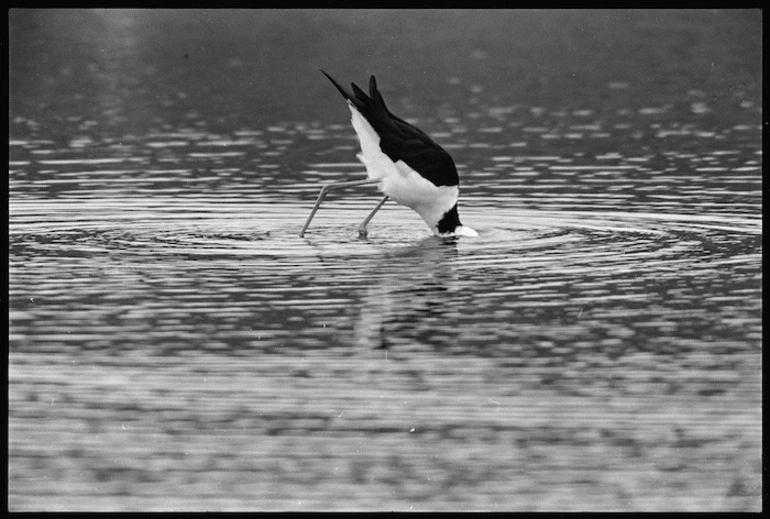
[{"x1": 299, "y1": 71, "x2": 478, "y2": 238}]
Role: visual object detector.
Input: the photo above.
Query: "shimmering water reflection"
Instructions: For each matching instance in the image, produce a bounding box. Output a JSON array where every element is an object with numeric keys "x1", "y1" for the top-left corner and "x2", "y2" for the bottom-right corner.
[{"x1": 9, "y1": 193, "x2": 761, "y2": 510}]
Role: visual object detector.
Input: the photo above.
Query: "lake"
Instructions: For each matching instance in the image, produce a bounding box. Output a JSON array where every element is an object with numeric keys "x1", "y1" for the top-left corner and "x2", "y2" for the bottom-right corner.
[{"x1": 8, "y1": 9, "x2": 762, "y2": 511}]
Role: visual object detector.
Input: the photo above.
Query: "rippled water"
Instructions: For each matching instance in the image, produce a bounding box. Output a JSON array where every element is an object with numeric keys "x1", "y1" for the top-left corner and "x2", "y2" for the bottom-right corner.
[{"x1": 8, "y1": 9, "x2": 762, "y2": 511}]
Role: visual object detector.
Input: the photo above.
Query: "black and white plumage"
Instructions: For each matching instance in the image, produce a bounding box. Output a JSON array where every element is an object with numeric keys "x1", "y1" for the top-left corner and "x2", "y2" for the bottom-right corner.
[{"x1": 299, "y1": 71, "x2": 477, "y2": 238}]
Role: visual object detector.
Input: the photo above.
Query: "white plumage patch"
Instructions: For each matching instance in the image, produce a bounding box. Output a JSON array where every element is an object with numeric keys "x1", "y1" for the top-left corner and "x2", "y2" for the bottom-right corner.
[
  {"x1": 348, "y1": 102, "x2": 396, "y2": 182},
  {"x1": 449, "y1": 225, "x2": 479, "y2": 237},
  {"x1": 348, "y1": 103, "x2": 459, "y2": 233}
]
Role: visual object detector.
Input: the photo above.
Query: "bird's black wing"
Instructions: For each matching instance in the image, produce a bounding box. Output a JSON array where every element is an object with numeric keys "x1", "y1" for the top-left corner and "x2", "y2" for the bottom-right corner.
[{"x1": 321, "y1": 71, "x2": 459, "y2": 188}]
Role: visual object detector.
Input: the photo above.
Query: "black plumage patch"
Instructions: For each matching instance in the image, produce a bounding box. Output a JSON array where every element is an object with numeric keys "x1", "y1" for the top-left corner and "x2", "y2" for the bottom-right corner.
[
  {"x1": 321, "y1": 70, "x2": 460, "y2": 188},
  {"x1": 437, "y1": 204, "x2": 462, "y2": 234}
]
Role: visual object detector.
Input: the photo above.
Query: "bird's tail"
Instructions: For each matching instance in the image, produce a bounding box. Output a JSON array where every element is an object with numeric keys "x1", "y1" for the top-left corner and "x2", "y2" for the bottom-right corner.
[{"x1": 320, "y1": 70, "x2": 389, "y2": 117}]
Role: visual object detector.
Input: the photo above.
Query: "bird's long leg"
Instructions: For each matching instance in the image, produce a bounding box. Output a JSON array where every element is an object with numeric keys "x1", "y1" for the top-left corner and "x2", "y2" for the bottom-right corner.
[
  {"x1": 358, "y1": 195, "x2": 389, "y2": 238},
  {"x1": 299, "y1": 178, "x2": 380, "y2": 237}
]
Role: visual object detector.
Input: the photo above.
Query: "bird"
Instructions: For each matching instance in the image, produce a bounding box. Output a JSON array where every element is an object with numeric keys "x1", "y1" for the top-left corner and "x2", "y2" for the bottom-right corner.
[{"x1": 299, "y1": 70, "x2": 478, "y2": 238}]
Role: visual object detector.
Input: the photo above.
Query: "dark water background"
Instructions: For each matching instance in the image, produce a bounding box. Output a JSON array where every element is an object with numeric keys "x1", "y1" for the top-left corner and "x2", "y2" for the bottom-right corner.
[{"x1": 8, "y1": 9, "x2": 762, "y2": 511}]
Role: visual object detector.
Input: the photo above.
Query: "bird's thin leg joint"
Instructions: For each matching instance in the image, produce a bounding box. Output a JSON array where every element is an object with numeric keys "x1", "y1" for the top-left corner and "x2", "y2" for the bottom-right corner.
[
  {"x1": 299, "y1": 178, "x2": 380, "y2": 237},
  {"x1": 358, "y1": 195, "x2": 389, "y2": 238}
]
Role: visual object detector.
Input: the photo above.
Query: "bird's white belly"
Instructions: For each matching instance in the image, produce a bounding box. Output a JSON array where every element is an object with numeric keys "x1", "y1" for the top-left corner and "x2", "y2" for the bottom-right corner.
[{"x1": 382, "y1": 160, "x2": 458, "y2": 223}]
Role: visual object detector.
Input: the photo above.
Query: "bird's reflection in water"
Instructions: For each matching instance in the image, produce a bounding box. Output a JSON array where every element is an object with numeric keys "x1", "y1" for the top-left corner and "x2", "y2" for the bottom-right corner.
[{"x1": 353, "y1": 236, "x2": 463, "y2": 350}]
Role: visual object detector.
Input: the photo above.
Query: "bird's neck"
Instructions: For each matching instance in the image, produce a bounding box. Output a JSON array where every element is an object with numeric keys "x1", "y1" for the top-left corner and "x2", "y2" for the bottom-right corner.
[
  {"x1": 436, "y1": 204, "x2": 462, "y2": 234},
  {"x1": 432, "y1": 203, "x2": 478, "y2": 237}
]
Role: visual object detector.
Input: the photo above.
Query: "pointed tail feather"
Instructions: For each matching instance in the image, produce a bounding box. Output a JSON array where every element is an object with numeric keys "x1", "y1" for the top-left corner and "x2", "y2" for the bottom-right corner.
[
  {"x1": 320, "y1": 69, "x2": 367, "y2": 105},
  {"x1": 368, "y1": 75, "x2": 390, "y2": 114},
  {"x1": 320, "y1": 69, "x2": 355, "y2": 103},
  {"x1": 321, "y1": 70, "x2": 389, "y2": 116},
  {"x1": 351, "y1": 81, "x2": 368, "y2": 101}
]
